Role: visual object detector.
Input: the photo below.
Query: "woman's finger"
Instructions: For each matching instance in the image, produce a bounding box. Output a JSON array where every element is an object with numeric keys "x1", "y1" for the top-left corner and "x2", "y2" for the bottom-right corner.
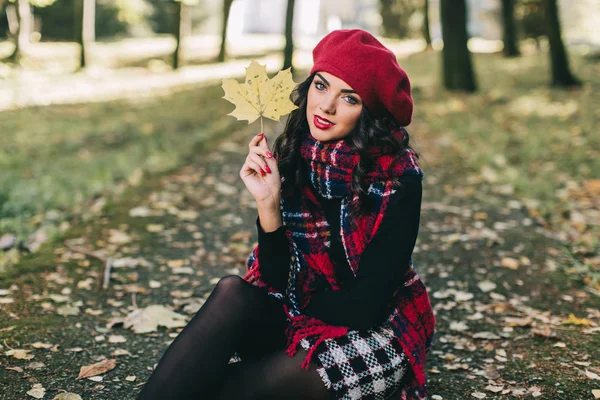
[
  {"x1": 249, "y1": 144, "x2": 274, "y2": 161},
  {"x1": 248, "y1": 132, "x2": 265, "y2": 149},
  {"x1": 258, "y1": 134, "x2": 271, "y2": 152},
  {"x1": 249, "y1": 153, "x2": 270, "y2": 173},
  {"x1": 244, "y1": 159, "x2": 266, "y2": 176}
]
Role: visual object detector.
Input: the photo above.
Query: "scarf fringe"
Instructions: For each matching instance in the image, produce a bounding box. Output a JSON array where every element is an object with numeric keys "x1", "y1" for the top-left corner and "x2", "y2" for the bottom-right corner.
[{"x1": 283, "y1": 305, "x2": 350, "y2": 369}]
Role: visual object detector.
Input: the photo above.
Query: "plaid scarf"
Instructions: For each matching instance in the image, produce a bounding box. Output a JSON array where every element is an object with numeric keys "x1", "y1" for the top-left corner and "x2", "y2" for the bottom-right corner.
[{"x1": 244, "y1": 129, "x2": 435, "y2": 399}]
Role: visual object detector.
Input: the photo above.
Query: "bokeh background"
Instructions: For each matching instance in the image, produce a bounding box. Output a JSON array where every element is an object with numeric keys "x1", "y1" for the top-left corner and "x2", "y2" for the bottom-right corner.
[{"x1": 0, "y1": 1, "x2": 599, "y2": 399}]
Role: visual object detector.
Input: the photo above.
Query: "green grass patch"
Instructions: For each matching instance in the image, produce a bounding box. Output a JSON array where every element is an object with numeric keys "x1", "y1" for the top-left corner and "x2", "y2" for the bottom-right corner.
[
  {"x1": 0, "y1": 83, "x2": 243, "y2": 242},
  {"x1": 405, "y1": 50, "x2": 598, "y2": 214}
]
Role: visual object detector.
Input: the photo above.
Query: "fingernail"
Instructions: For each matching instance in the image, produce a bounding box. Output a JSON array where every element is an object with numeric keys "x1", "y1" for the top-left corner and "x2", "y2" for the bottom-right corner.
[
  {"x1": 257, "y1": 133, "x2": 264, "y2": 137},
  {"x1": 266, "y1": 151, "x2": 273, "y2": 159},
  {"x1": 265, "y1": 165, "x2": 271, "y2": 173},
  {"x1": 261, "y1": 169, "x2": 266, "y2": 176}
]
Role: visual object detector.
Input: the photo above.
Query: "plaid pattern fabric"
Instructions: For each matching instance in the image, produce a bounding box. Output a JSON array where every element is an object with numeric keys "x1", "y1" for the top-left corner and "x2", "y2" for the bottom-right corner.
[
  {"x1": 299, "y1": 324, "x2": 409, "y2": 400},
  {"x1": 243, "y1": 129, "x2": 435, "y2": 399}
]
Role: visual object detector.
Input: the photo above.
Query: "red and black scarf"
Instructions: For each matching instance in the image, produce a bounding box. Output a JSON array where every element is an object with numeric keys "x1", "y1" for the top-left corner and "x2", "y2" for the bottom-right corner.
[{"x1": 244, "y1": 128, "x2": 435, "y2": 399}]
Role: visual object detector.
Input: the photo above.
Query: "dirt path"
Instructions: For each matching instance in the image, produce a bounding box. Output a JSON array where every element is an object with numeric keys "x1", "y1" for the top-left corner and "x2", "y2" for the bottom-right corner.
[{"x1": 0, "y1": 124, "x2": 598, "y2": 400}]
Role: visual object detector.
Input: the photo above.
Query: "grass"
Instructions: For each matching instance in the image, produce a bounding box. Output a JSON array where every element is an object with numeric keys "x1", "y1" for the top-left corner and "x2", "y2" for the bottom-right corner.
[
  {"x1": 0, "y1": 83, "x2": 244, "y2": 242},
  {"x1": 405, "y1": 50, "x2": 598, "y2": 212}
]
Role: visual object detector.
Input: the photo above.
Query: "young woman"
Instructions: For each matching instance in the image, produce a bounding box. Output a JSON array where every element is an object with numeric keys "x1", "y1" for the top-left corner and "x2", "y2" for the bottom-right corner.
[{"x1": 137, "y1": 29, "x2": 436, "y2": 400}]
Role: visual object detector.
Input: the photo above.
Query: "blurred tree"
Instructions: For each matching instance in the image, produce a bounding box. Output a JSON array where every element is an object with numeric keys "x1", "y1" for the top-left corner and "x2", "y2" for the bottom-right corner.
[
  {"x1": 501, "y1": 0, "x2": 520, "y2": 57},
  {"x1": 379, "y1": 0, "x2": 420, "y2": 38},
  {"x1": 544, "y1": 0, "x2": 580, "y2": 86},
  {"x1": 422, "y1": 0, "x2": 431, "y2": 49},
  {"x1": 217, "y1": 0, "x2": 233, "y2": 62},
  {"x1": 74, "y1": 0, "x2": 95, "y2": 69},
  {"x1": 172, "y1": 0, "x2": 196, "y2": 69},
  {"x1": 33, "y1": 0, "x2": 127, "y2": 41},
  {"x1": 283, "y1": 0, "x2": 295, "y2": 72},
  {"x1": 515, "y1": 0, "x2": 545, "y2": 49},
  {"x1": 5, "y1": 0, "x2": 56, "y2": 61},
  {"x1": 440, "y1": 0, "x2": 476, "y2": 92}
]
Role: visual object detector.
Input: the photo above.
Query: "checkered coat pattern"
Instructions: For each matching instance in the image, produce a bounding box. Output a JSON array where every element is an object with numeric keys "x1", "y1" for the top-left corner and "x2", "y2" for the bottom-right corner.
[{"x1": 244, "y1": 129, "x2": 436, "y2": 399}]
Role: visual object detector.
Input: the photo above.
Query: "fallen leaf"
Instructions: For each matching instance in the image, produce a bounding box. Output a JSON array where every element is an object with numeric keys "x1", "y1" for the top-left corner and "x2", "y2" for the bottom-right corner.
[
  {"x1": 586, "y1": 370, "x2": 600, "y2": 380},
  {"x1": 27, "y1": 383, "x2": 45, "y2": 399},
  {"x1": 561, "y1": 313, "x2": 593, "y2": 326},
  {"x1": 108, "y1": 335, "x2": 127, "y2": 343},
  {"x1": 111, "y1": 349, "x2": 131, "y2": 357},
  {"x1": 27, "y1": 362, "x2": 46, "y2": 370},
  {"x1": 30, "y1": 342, "x2": 53, "y2": 349},
  {"x1": 177, "y1": 210, "x2": 199, "y2": 221},
  {"x1": 146, "y1": 224, "x2": 164, "y2": 233},
  {"x1": 6, "y1": 349, "x2": 34, "y2": 360},
  {"x1": 109, "y1": 229, "x2": 132, "y2": 245},
  {"x1": 504, "y1": 316, "x2": 532, "y2": 327},
  {"x1": 57, "y1": 305, "x2": 80, "y2": 316},
  {"x1": 592, "y1": 389, "x2": 600, "y2": 399},
  {"x1": 52, "y1": 393, "x2": 83, "y2": 400},
  {"x1": 77, "y1": 359, "x2": 116, "y2": 380},
  {"x1": 449, "y1": 321, "x2": 469, "y2": 332},
  {"x1": 123, "y1": 305, "x2": 188, "y2": 334},
  {"x1": 126, "y1": 375, "x2": 136, "y2": 382},
  {"x1": 501, "y1": 257, "x2": 519, "y2": 270},
  {"x1": 484, "y1": 385, "x2": 503, "y2": 393},
  {"x1": 472, "y1": 332, "x2": 501, "y2": 340},
  {"x1": 478, "y1": 281, "x2": 497, "y2": 292},
  {"x1": 471, "y1": 392, "x2": 486, "y2": 399}
]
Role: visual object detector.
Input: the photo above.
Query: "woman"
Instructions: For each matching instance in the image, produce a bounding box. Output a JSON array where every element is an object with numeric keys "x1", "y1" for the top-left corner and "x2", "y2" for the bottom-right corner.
[{"x1": 138, "y1": 29, "x2": 436, "y2": 400}]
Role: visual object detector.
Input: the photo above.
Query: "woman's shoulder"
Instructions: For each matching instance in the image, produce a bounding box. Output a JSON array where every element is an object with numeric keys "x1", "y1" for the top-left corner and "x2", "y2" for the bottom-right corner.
[{"x1": 388, "y1": 175, "x2": 422, "y2": 205}]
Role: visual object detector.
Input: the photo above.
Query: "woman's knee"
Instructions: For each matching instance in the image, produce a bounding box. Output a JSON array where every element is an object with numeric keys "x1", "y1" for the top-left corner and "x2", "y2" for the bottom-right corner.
[{"x1": 215, "y1": 275, "x2": 247, "y2": 294}]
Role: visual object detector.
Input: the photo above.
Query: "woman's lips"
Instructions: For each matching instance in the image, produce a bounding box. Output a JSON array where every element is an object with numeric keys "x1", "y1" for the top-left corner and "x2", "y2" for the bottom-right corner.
[{"x1": 314, "y1": 115, "x2": 334, "y2": 130}]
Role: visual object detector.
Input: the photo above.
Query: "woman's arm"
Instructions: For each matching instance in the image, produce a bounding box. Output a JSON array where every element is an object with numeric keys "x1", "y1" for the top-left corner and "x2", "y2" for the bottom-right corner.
[
  {"x1": 255, "y1": 213, "x2": 291, "y2": 293},
  {"x1": 304, "y1": 178, "x2": 423, "y2": 330}
]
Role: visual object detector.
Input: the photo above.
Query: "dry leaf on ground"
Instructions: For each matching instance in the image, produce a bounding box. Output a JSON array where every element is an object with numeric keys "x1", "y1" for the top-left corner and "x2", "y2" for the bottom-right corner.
[
  {"x1": 123, "y1": 305, "x2": 188, "y2": 334},
  {"x1": 77, "y1": 359, "x2": 116, "y2": 380}
]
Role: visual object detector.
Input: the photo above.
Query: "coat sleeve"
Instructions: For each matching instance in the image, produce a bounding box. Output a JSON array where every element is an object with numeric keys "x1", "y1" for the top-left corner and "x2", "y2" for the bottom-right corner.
[
  {"x1": 254, "y1": 217, "x2": 291, "y2": 293},
  {"x1": 303, "y1": 178, "x2": 423, "y2": 331}
]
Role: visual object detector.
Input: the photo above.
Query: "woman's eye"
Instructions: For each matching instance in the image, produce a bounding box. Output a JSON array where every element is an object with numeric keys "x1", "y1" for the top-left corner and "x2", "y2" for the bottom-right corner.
[
  {"x1": 315, "y1": 82, "x2": 325, "y2": 90},
  {"x1": 345, "y1": 96, "x2": 358, "y2": 105}
]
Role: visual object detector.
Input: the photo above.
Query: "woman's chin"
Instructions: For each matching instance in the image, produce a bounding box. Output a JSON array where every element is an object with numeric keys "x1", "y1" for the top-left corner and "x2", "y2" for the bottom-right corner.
[{"x1": 309, "y1": 128, "x2": 337, "y2": 142}]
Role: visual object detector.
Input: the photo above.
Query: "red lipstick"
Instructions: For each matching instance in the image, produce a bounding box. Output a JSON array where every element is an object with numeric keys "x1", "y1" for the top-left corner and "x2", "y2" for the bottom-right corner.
[{"x1": 314, "y1": 115, "x2": 334, "y2": 130}]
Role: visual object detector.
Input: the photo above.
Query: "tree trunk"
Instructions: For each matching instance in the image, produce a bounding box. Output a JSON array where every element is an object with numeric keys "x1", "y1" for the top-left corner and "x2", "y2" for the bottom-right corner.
[
  {"x1": 283, "y1": 0, "x2": 295, "y2": 72},
  {"x1": 74, "y1": 0, "x2": 94, "y2": 69},
  {"x1": 217, "y1": 0, "x2": 234, "y2": 63},
  {"x1": 422, "y1": 0, "x2": 432, "y2": 49},
  {"x1": 172, "y1": 1, "x2": 183, "y2": 69},
  {"x1": 501, "y1": 0, "x2": 520, "y2": 57},
  {"x1": 545, "y1": 0, "x2": 580, "y2": 87},
  {"x1": 8, "y1": 0, "x2": 32, "y2": 61},
  {"x1": 440, "y1": 0, "x2": 477, "y2": 92}
]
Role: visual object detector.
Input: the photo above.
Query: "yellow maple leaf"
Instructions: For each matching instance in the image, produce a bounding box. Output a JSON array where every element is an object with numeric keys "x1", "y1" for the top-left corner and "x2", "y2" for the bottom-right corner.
[
  {"x1": 561, "y1": 313, "x2": 593, "y2": 326},
  {"x1": 221, "y1": 60, "x2": 298, "y2": 132}
]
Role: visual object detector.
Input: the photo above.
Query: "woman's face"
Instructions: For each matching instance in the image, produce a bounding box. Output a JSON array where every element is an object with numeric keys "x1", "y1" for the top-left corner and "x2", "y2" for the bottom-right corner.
[{"x1": 306, "y1": 71, "x2": 363, "y2": 142}]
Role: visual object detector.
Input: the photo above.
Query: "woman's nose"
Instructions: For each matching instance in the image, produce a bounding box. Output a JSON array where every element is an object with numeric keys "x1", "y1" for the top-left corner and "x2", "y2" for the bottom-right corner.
[{"x1": 319, "y1": 97, "x2": 336, "y2": 114}]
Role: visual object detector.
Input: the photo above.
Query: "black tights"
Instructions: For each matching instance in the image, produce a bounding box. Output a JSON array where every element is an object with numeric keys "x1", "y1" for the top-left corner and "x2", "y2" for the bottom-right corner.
[{"x1": 137, "y1": 275, "x2": 331, "y2": 400}]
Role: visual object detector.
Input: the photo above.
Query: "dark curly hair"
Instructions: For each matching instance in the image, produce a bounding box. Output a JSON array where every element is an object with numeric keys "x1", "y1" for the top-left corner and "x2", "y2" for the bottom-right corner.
[{"x1": 273, "y1": 72, "x2": 420, "y2": 218}]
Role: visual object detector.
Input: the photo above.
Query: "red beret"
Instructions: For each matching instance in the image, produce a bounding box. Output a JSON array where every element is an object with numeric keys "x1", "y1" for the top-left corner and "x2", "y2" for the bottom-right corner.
[{"x1": 310, "y1": 29, "x2": 413, "y2": 127}]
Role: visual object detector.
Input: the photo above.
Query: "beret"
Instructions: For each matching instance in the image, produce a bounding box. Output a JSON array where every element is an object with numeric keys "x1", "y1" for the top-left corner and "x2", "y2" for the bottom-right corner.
[{"x1": 310, "y1": 29, "x2": 413, "y2": 127}]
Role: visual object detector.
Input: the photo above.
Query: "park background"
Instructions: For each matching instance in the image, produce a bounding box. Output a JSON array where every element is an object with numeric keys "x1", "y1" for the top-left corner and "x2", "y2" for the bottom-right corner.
[{"x1": 0, "y1": 0, "x2": 599, "y2": 399}]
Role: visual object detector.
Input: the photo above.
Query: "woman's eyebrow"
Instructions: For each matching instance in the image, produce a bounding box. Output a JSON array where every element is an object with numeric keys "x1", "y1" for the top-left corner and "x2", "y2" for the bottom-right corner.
[{"x1": 315, "y1": 73, "x2": 357, "y2": 94}]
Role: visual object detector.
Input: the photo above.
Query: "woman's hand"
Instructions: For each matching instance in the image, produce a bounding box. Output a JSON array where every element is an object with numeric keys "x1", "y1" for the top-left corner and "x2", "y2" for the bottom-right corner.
[{"x1": 240, "y1": 133, "x2": 281, "y2": 208}]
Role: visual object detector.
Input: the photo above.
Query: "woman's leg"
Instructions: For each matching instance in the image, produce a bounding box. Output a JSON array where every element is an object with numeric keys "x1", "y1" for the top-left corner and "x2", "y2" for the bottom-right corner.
[
  {"x1": 216, "y1": 348, "x2": 332, "y2": 400},
  {"x1": 137, "y1": 275, "x2": 288, "y2": 400}
]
